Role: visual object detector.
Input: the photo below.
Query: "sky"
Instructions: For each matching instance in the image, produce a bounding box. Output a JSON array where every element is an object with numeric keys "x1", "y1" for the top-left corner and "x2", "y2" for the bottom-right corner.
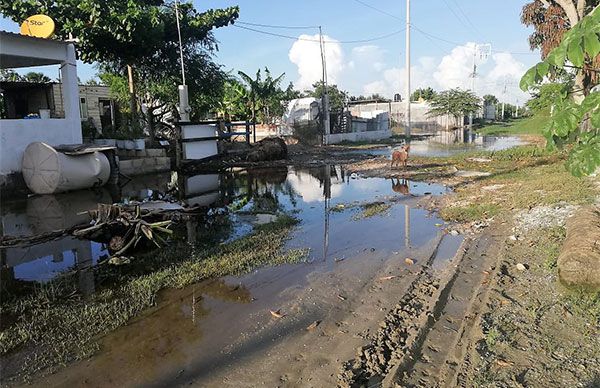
[{"x1": 0, "y1": 0, "x2": 540, "y2": 105}]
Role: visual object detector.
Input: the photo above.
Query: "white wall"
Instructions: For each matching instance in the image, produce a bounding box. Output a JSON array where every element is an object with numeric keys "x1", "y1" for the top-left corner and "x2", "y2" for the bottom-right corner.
[
  {"x1": 325, "y1": 129, "x2": 392, "y2": 144},
  {"x1": 0, "y1": 119, "x2": 82, "y2": 174}
]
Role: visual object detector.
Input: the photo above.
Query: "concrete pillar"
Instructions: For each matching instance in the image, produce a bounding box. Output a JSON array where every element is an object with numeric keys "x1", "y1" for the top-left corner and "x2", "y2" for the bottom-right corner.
[{"x1": 61, "y1": 43, "x2": 82, "y2": 143}]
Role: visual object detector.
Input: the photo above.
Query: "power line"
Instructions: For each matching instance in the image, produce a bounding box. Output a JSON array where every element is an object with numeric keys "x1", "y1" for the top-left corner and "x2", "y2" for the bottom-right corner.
[
  {"x1": 232, "y1": 24, "x2": 405, "y2": 44},
  {"x1": 411, "y1": 24, "x2": 538, "y2": 56},
  {"x1": 236, "y1": 21, "x2": 320, "y2": 30},
  {"x1": 449, "y1": 0, "x2": 486, "y2": 39},
  {"x1": 351, "y1": 0, "x2": 403, "y2": 21}
]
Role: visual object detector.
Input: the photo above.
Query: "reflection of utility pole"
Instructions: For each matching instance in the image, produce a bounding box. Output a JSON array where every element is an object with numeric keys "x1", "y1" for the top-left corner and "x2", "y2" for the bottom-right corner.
[
  {"x1": 404, "y1": 204, "x2": 410, "y2": 248},
  {"x1": 323, "y1": 165, "x2": 331, "y2": 261}
]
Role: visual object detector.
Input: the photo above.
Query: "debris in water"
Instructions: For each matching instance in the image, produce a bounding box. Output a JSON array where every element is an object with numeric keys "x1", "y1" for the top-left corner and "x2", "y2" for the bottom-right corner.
[
  {"x1": 270, "y1": 309, "x2": 285, "y2": 318},
  {"x1": 435, "y1": 223, "x2": 443, "y2": 227},
  {"x1": 306, "y1": 320, "x2": 321, "y2": 331},
  {"x1": 405, "y1": 258, "x2": 415, "y2": 265},
  {"x1": 334, "y1": 258, "x2": 345, "y2": 263}
]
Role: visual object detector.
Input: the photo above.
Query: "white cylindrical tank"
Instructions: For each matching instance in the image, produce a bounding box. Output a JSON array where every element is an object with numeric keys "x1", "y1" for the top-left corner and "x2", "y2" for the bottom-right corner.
[{"x1": 22, "y1": 142, "x2": 111, "y2": 194}]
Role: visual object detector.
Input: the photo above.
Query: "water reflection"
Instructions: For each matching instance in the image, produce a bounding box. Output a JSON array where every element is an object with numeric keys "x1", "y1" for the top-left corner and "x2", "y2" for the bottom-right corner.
[{"x1": 1, "y1": 165, "x2": 447, "y2": 290}]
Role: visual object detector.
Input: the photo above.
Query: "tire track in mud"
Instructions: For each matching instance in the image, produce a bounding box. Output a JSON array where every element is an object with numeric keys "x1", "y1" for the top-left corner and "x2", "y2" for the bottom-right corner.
[
  {"x1": 337, "y1": 234, "x2": 469, "y2": 387},
  {"x1": 337, "y1": 226, "x2": 504, "y2": 388}
]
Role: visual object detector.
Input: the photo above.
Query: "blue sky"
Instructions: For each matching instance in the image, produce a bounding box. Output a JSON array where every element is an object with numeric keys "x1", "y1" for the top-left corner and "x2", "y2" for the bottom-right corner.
[{"x1": 1, "y1": 0, "x2": 539, "y2": 104}]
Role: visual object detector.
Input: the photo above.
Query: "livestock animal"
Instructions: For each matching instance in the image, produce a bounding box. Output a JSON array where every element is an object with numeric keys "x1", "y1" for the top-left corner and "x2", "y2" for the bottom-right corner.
[
  {"x1": 391, "y1": 145, "x2": 410, "y2": 169},
  {"x1": 391, "y1": 178, "x2": 410, "y2": 195}
]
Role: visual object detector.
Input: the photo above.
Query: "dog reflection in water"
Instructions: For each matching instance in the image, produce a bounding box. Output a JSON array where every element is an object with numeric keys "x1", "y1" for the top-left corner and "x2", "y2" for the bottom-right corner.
[
  {"x1": 391, "y1": 145, "x2": 410, "y2": 169},
  {"x1": 391, "y1": 178, "x2": 410, "y2": 195}
]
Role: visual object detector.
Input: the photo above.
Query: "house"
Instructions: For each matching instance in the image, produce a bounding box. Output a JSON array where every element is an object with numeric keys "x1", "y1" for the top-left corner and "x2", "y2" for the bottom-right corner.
[
  {"x1": 1, "y1": 82, "x2": 119, "y2": 131},
  {"x1": 0, "y1": 31, "x2": 82, "y2": 184}
]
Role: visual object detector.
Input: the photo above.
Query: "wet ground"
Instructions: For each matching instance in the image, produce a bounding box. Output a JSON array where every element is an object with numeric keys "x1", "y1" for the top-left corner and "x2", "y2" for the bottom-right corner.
[{"x1": 1, "y1": 164, "x2": 465, "y2": 387}]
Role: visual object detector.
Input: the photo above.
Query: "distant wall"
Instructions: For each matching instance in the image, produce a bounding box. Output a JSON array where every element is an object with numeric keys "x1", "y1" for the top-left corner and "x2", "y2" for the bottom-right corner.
[{"x1": 325, "y1": 129, "x2": 391, "y2": 144}]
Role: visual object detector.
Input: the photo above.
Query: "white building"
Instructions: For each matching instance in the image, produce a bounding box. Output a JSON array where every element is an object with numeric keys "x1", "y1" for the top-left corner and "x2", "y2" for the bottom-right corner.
[{"x1": 0, "y1": 31, "x2": 82, "y2": 183}]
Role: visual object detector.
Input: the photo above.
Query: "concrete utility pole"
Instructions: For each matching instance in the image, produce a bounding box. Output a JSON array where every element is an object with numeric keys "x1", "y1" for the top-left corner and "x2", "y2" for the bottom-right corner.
[
  {"x1": 175, "y1": 0, "x2": 190, "y2": 122},
  {"x1": 405, "y1": 0, "x2": 411, "y2": 140},
  {"x1": 319, "y1": 26, "x2": 331, "y2": 145},
  {"x1": 501, "y1": 77, "x2": 507, "y2": 120},
  {"x1": 468, "y1": 44, "x2": 491, "y2": 129}
]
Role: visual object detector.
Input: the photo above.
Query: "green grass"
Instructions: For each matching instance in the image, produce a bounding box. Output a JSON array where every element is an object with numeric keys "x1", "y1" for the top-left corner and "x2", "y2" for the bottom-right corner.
[
  {"x1": 353, "y1": 201, "x2": 392, "y2": 220},
  {"x1": 0, "y1": 214, "x2": 307, "y2": 381},
  {"x1": 477, "y1": 112, "x2": 550, "y2": 136}
]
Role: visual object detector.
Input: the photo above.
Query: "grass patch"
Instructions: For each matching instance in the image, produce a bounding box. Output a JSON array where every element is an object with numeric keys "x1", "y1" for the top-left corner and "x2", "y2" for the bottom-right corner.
[
  {"x1": 437, "y1": 146, "x2": 596, "y2": 223},
  {"x1": 477, "y1": 112, "x2": 550, "y2": 136},
  {"x1": 353, "y1": 201, "x2": 392, "y2": 220},
  {"x1": 0, "y1": 214, "x2": 307, "y2": 381},
  {"x1": 441, "y1": 203, "x2": 500, "y2": 223}
]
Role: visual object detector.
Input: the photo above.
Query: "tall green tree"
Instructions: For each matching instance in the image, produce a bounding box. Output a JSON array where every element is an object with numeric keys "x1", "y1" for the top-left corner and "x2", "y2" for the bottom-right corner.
[
  {"x1": 23, "y1": 72, "x2": 52, "y2": 83},
  {"x1": 520, "y1": 5, "x2": 600, "y2": 176},
  {"x1": 411, "y1": 87, "x2": 437, "y2": 102},
  {"x1": 525, "y1": 83, "x2": 565, "y2": 113},
  {"x1": 1, "y1": 0, "x2": 239, "y2": 127},
  {"x1": 427, "y1": 88, "x2": 481, "y2": 130},
  {"x1": 483, "y1": 94, "x2": 499, "y2": 106}
]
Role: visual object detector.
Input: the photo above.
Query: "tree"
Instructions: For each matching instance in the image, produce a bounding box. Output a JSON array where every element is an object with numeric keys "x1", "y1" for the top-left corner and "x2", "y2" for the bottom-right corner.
[
  {"x1": 238, "y1": 68, "x2": 286, "y2": 124},
  {"x1": 411, "y1": 87, "x2": 437, "y2": 102},
  {"x1": 0, "y1": 70, "x2": 23, "y2": 82},
  {"x1": 525, "y1": 83, "x2": 565, "y2": 112},
  {"x1": 521, "y1": 0, "x2": 599, "y2": 98},
  {"x1": 308, "y1": 82, "x2": 348, "y2": 111},
  {"x1": 520, "y1": 5, "x2": 600, "y2": 176},
  {"x1": 483, "y1": 94, "x2": 499, "y2": 106},
  {"x1": 427, "y1": 88, "x2": 481, "y2": 130},
  {"x1": 1, "y1": 1, "x2": 239, "y2": 125},
  {"x1": 23, "y1": 72, "x2": 52, "y2": 83}
]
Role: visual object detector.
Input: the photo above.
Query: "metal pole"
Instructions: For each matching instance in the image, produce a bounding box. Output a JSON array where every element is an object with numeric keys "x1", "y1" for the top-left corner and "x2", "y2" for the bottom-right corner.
[
  {"x1": 469, "y1": 46, "x2": 476, "y2": 129},
  {"x1": 175, "y1": 0, "x2": 190, "y2": 122},
  {"x1": 405, "y1": 0, "x2": 411, "y2": 140}
]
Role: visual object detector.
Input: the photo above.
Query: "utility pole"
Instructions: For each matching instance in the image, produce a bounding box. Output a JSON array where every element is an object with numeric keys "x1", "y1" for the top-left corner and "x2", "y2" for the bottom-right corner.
[
  {"x1": 501, "y1": 77, "x2": 507, "y2": 121},
  {"x1": 319, "y1": 26, "x2": 330, "y2": 145},
  {"x1": 405, "y1": 0, "x2": 411, "y2": 140},
  {"x1": 468, "y1": 44, "x2": 491, "y2": 129},
  {"x1": 175, "y1": 0, "x2": 190, "y2": 122}
]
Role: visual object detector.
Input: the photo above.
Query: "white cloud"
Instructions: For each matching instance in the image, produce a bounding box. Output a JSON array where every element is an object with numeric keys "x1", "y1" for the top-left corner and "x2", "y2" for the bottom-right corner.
[
  {"x1": 288, "y1": 34, "x2": 344, "y2": 91},
  {"x1": 287, "y1": 39, "x2": 530, "y2": 104}
]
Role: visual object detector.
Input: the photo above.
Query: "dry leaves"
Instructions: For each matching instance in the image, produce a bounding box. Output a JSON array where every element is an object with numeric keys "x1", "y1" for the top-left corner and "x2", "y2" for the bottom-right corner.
[
  {"x1": 337, "y1": 294, "x2": 347, "y2": 301},
  {"x1": 379, "y1": 275, "x2": 397, "y2": 281},
  {"x1": 405, "y1": 258, "x2": 415, "y2": 265},
  {"x1": 306, "y1": 320, "x2": 321, "y2": 331},
  {"x1": 270, "y1": 309, "x2": 284, "y2": 318}
]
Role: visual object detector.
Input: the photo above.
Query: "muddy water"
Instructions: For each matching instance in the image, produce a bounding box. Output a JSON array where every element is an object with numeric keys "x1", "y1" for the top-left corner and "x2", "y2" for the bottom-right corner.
[
  {"x1": 342, "y1": 129, "x2": 525, "y2": 158},
  {"x1": 3, "y1": 166, "x2": 463, "y2": 387}
]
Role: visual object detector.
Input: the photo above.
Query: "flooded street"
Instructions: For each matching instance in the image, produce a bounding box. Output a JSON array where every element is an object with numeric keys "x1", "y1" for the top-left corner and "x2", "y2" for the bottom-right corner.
[
  {"x1": 340, "y1": 130, "x2": 525, "y2": 158},
  {"x1": 1, "y1": 165, "x2": 463, "y2": 387}
]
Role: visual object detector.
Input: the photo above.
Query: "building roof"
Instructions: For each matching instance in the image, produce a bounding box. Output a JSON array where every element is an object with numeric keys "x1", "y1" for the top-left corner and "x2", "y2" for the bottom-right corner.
[{"x1": 0, "y1": 30, "x2": 71, "y2": 69}]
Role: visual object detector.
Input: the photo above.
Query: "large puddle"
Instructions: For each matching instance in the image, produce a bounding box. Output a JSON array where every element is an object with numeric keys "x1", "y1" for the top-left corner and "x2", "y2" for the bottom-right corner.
[
  {"x1": 342, "y1": 129, "x2": 525, "y2": 158},
  {"x1": 1, "y1": 166, "x2": 464, "y2": 386}
]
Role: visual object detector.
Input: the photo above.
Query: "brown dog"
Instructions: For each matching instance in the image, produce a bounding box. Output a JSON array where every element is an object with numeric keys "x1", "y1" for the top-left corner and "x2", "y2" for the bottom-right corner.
[{"x1": 391, "y1": 145, "x2": 410, "y2": 169}]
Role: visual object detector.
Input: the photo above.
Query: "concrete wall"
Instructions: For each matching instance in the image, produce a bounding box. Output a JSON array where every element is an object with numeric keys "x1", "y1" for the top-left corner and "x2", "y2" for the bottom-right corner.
[
  {"x1": 0, "y1": 119, "x2": 82, "y2": 174},
  {"x1": 325, "y1": 129, "x2": 392, "y2": 144}
]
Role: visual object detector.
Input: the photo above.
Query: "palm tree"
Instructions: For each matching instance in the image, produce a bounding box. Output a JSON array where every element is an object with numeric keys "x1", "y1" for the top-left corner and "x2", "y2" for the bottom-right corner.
[{"x1": 238, "y1": 67, "x2": 285, "y2": 124}]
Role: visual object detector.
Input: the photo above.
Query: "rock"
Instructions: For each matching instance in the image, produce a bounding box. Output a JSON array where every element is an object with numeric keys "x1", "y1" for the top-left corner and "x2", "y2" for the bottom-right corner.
[
  {"x1": 557, "y1": 206, "x2": 600, "y2": 289},
  {"x1": 516, "y1": 263, "x2": 527, "y2": 271},
  {"x1": 246, "y1": 137, "x2": 288, "y2": 162},
  {"x1": 449, "y1": 230, "x2": 459, "y2": 236},
  {"x1": 455, "y1": 170, "x2": 492, "y2": 178},
  {"x1": 466, "y1": 157, "x2": 492, "y2": 163}
]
